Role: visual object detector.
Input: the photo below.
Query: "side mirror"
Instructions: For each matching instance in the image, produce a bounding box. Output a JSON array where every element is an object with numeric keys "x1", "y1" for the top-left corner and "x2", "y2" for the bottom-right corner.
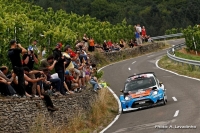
[
  {"x1": 120, "y1": 89, "x2": 124, "y2": 93},
  {"x1": 152, "y1": 87, "x2": 157, "y2": 90}
]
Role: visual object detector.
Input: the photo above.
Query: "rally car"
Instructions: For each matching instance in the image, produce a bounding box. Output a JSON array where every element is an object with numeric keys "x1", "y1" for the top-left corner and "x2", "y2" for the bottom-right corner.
[{"x1": 120, "y1": 72, "x2": 167, "y2": 113}]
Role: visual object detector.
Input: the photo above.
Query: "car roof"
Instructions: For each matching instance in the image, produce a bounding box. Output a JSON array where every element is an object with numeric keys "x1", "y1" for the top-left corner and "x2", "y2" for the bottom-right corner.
[
  {"x1": 126, "y1": 72, "x2": 155, "y2": 82},
  {"x1": 128, "y1": 72, "x2": 155, "y2": 78}
]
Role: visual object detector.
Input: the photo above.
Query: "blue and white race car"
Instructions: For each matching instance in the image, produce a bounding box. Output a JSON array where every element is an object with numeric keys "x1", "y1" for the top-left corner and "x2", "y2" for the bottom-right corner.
[{"x1": 120, "y1": 72, "x2": 167, "y2": 113}]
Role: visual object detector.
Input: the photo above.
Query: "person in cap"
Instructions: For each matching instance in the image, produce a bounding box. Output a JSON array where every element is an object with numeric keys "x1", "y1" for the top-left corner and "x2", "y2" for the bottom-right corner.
[
  {"x1": 8, "y1": 39, "x2": 27, "y2": 97},
  {"x1": 53, "y1": 43, "x2": 66, "y2": 95}
]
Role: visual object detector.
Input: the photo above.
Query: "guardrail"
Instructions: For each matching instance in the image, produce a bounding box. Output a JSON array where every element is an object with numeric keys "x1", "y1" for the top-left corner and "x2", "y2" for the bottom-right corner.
[
  {"x1": 151, "y1": 33, "x2": 183, "y2": 40},
  {"x1": 167, "y1": 43, "x2": 200, "y2": 66}
]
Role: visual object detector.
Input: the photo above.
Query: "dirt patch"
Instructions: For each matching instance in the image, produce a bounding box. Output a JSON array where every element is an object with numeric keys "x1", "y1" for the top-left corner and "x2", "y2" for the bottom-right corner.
[{"x1": 178, "y1": 48, "x2": 200, "y2": 56}]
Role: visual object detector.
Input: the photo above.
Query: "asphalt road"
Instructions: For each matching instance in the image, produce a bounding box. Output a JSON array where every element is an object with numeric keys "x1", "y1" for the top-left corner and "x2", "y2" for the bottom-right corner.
[{"x1": 102, "y1": 39, "x2": 200, "y2": 133}]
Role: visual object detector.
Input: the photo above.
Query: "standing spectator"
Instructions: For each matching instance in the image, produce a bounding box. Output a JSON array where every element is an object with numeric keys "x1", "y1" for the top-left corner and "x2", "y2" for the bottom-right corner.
[
  {"x1": 142, "y1": 26, "x2": 146, "y2": 37},
  {"x1": 53, "y1": 43, "x2": 66, "y2": 95},
  {"x1": 136, "y1": 24, "x2": 142, "y2": 35},
  {"x1": 31, "y1": 40, "x2": 40, "y2": 54},
  {"x1": 22, "y1": 46, "x2": 39, "y2": 97},
  {"x1": 8, "y1": 39, "x2": 27, "y2": 97},
  {"x1": 135, "y1": 30, "x2": 142, "y2": 45},
  {"x1": 88, "y1": 37, "x2": 95, "y2": 52},
  {"x1": 83, "y1": 34, "x2": 89, "y2": 52}
]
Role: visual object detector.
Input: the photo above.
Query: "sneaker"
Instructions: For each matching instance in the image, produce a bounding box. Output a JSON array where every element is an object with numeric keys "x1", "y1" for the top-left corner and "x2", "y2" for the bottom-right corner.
[
  {"x1": 34, "y1": 95, "x2": 39, "y2": 98},
  {"x1": 93, "y1": 89, "x2": 98, "y2": 93},
  {"x1": 78, "y1": 88, "x2": 82, "y2": 93},
  {"x1": 66, "y1": 92, "x2": 70, "y2": 95},
  {"x1": 74, "y1": 89, "x2": 78, "y2": 93}
]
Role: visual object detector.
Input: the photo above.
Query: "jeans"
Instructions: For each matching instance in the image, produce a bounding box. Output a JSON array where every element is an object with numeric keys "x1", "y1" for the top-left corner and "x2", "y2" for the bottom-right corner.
[
  {"x1": 49, "y1": 78, "x2": 61, "y2": 92},
  {"x1": 90, "y1": 79, "x2": 99, "y2": 91},
  {"x1": 57, "y1": 71, "x2": 65, "y2": 94},
  {"x1": 13, "y1": 66, "x2": 25, "y2": 96}
]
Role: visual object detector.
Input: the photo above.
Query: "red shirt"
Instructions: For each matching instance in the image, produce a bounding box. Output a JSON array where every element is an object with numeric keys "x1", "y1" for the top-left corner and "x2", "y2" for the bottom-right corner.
[
  {"x1": 142, "y1": 29, "x2": 146, "y2": 37},
  {"x1": 107, "y1": 41, "x2": 112, "y2": 47}
]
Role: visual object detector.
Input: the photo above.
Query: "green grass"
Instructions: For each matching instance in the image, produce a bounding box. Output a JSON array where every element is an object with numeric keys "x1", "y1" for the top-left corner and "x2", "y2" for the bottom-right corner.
[
  {"x1": 175, "y1": 51, "x2": 200, "y2": 61},
  {"x1": 158, "y1": 56, "x2": 200, "y2": 79}
]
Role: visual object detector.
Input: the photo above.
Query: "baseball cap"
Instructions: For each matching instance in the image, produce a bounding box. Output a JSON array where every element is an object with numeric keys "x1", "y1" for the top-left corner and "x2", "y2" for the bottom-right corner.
[
  {"x1": 65, "y1": 70, "x2": 69, "y2": 75},
  {"x1": 56, "y1": 43, "x2": 62, "y2": 48},
  {"x1": 28, "y1": 46, "x2": 33, "y2": 51}
]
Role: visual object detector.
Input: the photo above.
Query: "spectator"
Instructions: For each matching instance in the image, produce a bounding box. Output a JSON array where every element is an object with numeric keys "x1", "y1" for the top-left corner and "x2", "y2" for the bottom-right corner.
[
  {"x1": 67, "y1": 68, "x2": 81, "y2": 92},
  {"x1": 83, "y1": 34, "x2": 89, "y2": 52},
  {"x1": 31, "y1": 40, "x2": 40, "y2": 54},
  {"x1": 8, "y1": 39, "x2": 27, "y2": 97},
  {"x1": 135, "y1": 30, "x2": 142, "y2": 45},
  {"x1": 23, "y1": 67, "x2": 58, "y2": 111},
  {"x1": 40, "y1": 55, "x2": 62, "y2": 96},
  {"x1": 119, "y1": 39, "x2": 125, "y2": 48},
  {"x1": 88, "y1": 37, "x2": 95, "y2": 52},
  {"x1": 103, "y1": 40, "x2": 110, "y2": 52},
  {"x1": 129, "y1": 39, "x2": 134, "y2": 48},
  {"x1": 53, "y1": 43, "x2": 66, "y2": 95},
  {"x1": 63, "y1": 46, "x2": 75, "y2": 71},
  {"x1": 0, "y1": 66, "x2": 18, "y2": 97},
  {"x1": 142, "y1": 26, "x2": 146, "y2": 38},
  {"x1": 136, "y1": 24, "x2": 142, "y2": 35},
  {"x1": 107, "y1": 39, "x2": 114, "y2": 51},
  {"x1": 23, "y1": 67, "x2": 45, "y2": 97},
  {"x1": 22, "y1": 46, "x2": 39, "y2": 97}
]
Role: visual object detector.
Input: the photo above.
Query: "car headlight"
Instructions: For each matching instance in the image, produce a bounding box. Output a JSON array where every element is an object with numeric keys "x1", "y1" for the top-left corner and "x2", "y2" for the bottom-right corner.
[
  {"x1": 152, "y1": 91, "x2": 158, "y2": 96},
  {"x1": 125, "y1": 96, "x2": 130, "y2": 101}
]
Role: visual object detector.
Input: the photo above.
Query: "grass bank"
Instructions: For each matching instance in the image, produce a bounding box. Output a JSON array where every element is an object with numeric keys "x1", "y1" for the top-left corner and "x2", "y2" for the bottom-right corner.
[
  {"x1": 30, "y1": 88, "x2": 118, "y2": 133},
  {"x1": 158, "y1": 56, "x2": 200, "y2": 79},
  {"x1": 175, "y1": 48, "x2": 200, "y2": 61}
]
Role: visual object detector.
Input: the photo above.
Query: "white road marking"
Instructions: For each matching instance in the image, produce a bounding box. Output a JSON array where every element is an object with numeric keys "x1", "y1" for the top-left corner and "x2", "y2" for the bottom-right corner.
[
  {"x1": 147, "y1": 54, "x2": 154, "y2": 57},
  {"x1": 132, "y1": 61, "x2": 136, "y2": 64},
  {"x1": 172, "y1": 97, "x2": 177, "y2": 101},
  {"x1": 128, "y1": 68, "x2": 131, "y2": 70},
  {"x1": 174, "y1": 110, "x2": 179, "y2": 117}
]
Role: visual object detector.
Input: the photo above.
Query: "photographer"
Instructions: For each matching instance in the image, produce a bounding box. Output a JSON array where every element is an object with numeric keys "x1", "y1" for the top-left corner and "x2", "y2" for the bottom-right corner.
[
  {"x1": 22, "y1": 46, "x2": 39, "y2": 97},
  {"x1": 53, "y1": 43, "x2": 66, "y2": 95},
  {"x1": 8, "y1": 39, "x2": 27, "y2": 97}
]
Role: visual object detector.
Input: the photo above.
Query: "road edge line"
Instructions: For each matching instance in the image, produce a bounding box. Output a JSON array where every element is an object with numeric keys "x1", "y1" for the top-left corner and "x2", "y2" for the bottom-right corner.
[
  {"x1": 98, "y1": 66, "x2": 122, "y2": 133},
  {"x1": 155, "y1": 59, "x2": 200, "y2": 82}
]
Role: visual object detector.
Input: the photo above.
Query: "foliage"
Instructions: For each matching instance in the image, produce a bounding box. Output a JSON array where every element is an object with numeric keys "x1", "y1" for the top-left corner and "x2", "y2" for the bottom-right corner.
[
  {"x1": 28, "y1": 0, "x2": 200, "y2": 36},
  {"x1": 183, "y1": 25, "x2": 200, "y2": 52},
  {"x1": 0, "y1": 0, "x2": 134, "y2": 68}
]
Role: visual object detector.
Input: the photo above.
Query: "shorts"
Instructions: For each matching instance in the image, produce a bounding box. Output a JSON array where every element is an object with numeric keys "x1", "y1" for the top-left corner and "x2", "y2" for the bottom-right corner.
[{"x1": 84, "y1": 42, "x2": 88, "y2": 48}]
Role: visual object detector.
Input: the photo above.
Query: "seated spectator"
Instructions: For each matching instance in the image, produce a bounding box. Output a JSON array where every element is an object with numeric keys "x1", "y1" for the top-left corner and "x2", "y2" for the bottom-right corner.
[
  {"x1": 65, "y1": 69, "x2": 80, "y2": 93},
  {"x1": 129, "y1": 39, "x2": 134, "y2": 48},
  {"x1": 119, "y1": 39, "x2": 125, "y2": 48},
  {"x1": 40, "y1": 56, "x2": 63, "y2": 96},
  {"x1": 23, "y1": 67, "x2": 58, "y2": 111},
  {"x1": 0, "y1": 66, "x2": 18, "y2": 97},
  {"x1": 103, "y1": 40, "x2": 110, "y2": 52}
]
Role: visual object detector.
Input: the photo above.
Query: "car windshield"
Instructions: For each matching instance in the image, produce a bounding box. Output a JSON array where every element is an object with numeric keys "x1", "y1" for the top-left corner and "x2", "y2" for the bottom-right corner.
[{"x1": 125, "y1": 77, "x2": 156, "y2": 92}]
